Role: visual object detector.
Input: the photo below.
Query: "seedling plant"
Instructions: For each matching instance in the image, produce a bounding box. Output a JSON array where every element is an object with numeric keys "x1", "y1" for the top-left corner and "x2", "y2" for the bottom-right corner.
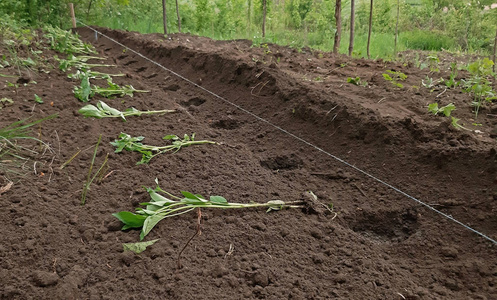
[
  {"x1": 440, "y1": 62, "x2": 459, "y2": 88},
  {"x1": 113, "y1": 179, "x2": 306, "y2": 240},
  {"x1": 79, "y1": 101, "x2": 175, "y2": 121},
  {"x1": 347, "y1": 76, "x2": 367, "y2": 87},
  {"x1": 111, "y1": 133, "x2": 217, "y2": 164},
  {"x1": 382, "y1": 70, "x2": 407, "y2": 88},
  {"x1": 428, "y1": 102, "x2": 456, "y2": 117},
  {"x1": 461, "y1": 58, "x2": 497, "y2": 119}
]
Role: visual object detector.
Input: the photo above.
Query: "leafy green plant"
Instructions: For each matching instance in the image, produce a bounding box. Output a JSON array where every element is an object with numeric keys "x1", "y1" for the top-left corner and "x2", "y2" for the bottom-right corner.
[
  {"x1": 440, "y1": 62, "x2": 459, "y2": 88},
  {"x1": 462, "y1": 58, "x2": 496, "y2": 119},
  {"x1": 382, "y1": 70, "x2": 407, "y2": 88},
  {"x1": 79, "y1": 101, "x2": 175, "y2": 121},
  {"x1": 427, "y1": 54, "x2": 440, "y2": 72},
  {"x1": 347, "y1": 76, "x2": 367, "y2": 87},
  {"x1": 113, "y1": 179, "x2": 306, "y2": 240},
  {"x1": 111, "y1": 133, "x2": 217, "y2": 165},
  {"x1": 428, "y1": 102, "x2": 456, "y2": 117}
]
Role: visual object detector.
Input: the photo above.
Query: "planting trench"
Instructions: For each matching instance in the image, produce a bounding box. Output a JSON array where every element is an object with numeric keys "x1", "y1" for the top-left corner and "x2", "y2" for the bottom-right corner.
[{"x1": 0, "y1": 26, "x2": 496, "y2": 299}]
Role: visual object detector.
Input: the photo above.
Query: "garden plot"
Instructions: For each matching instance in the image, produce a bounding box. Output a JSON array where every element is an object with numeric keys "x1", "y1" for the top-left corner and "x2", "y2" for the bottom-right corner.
[{"x1": 0, "y1": 24, "x2": 496, "y2": 300}]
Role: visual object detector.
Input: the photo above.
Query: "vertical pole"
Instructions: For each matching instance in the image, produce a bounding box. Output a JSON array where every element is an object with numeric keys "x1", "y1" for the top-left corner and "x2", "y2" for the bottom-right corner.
[
  {"x1": 162, "y1": 0, "x2": 168, "y2": 35},
  {"x1": 333, "y1": 0, "x2": 342, "y2": 54},
  {"x1": 248, "y1": 0, "x2": 252, "y2": 37},
  {"x1": 348, "y1": 0, "x2": 355, "y2": 56},
  {"x1": 69, "y1": 3, "x2": 76, "y2": 29},
  {"x1": 493, "y1": 26, "x2": 497, "y2": 73},
  {"x1": 175, "y1": 0, "x2": 181, "y2": 32},
  {"x1": 367, "y1": 0, "x2": 373, "y2": 59},
  {"x1": 262, "y1": 0, "x2": 267, "y2": 38},
  {"x1": 394, "y1": 0, "x2": 400, "y2": 56}
]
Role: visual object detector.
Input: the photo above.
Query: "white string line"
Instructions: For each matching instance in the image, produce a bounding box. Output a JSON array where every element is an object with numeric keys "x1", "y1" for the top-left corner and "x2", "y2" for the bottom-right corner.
[{"x1": 77, "y1": 21, "x2": 497, "y2": 245}]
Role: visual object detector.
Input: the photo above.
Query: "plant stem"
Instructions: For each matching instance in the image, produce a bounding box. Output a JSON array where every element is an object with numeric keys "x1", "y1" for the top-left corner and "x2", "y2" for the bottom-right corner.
[{"x1": 81, "y1": 134, "x2": 101, "y2": 205}]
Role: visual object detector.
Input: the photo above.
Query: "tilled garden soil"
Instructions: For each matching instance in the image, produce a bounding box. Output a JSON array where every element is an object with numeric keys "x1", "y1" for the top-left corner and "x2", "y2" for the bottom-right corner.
[{"x1": 1, "y1": 26, "x2": 497, "y2": 300}]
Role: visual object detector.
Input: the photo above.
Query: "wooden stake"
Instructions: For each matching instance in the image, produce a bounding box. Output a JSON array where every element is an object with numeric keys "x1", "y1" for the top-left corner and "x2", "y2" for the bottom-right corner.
[
  {"x1": 262, "y1": 0, "x2": 267, "y2": 38},
  {"x1": 162, "y1": 0, "x2": 168, "y2": 35},
  {"x1": 175, "y1": 0, "x2": 181, "y2": 33},
  {"x1": 394, "y1": 0, "x2": 400, "y2": 57},
  {"x1": 69, "y1": 3, "x2": 76, "y2": 29},
  {"x1": 367, "y1": 0, "x2": 373, "y2": 59},
  {"x1": 493, "y1": 26, "x2": 497, "y2": 73},
  {"x1": 348, "y1": 0, "x2": 355, "y2": 56},
  {"x1": 333, "y1": 0, "x2": 342, "y2": 54}
]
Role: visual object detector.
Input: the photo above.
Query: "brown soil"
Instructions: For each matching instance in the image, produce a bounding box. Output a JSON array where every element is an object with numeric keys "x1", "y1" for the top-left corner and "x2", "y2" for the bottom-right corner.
[{"x1": 1, "y1": 26, "x2": 496, "y2": 300}]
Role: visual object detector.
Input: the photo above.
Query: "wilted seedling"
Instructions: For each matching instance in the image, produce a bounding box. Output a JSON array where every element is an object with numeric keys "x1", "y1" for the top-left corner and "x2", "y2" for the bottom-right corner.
[
  {"x1": 74, "y1": 74, "x2": 148, "y2": 102},
  {"x1": 0, "y1": 115, "x2": 57, "y2": 180},
  {"x1": 44, "y1": 26, "x2": 97, "y2": 55},
  {"x1": 0, "y1": 97, "x2": 13, "y2": 109},
  {"x1": 113, "y1": 180, "x2": 306, "y2": 240},
  {"x1": 57, "y1": 55, "x2": 115, "y2": 72},
  {"x1": 68, "y1": 70, "x2": 125, "y2": 81},
  {"x1": 451, "y1": 117, "x2": 470, "y2": 131},
  {"x1": 79, "y1": 101, "x2": 175, "y2": 121},
  {"x1": 111, "y1": 133, "x2": 217, "y2": 164}
]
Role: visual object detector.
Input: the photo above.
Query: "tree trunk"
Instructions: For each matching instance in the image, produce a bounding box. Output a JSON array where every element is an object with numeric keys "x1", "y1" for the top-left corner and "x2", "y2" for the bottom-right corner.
[
  {"x1": 493, "y1": 26, "x2": 497, "y2": 73},
  {"x1": 87, "y1": 0, "x2": 94, "y2": 19},
  {"x1": 333, "y1": 0, "x2": 341, "y2": 54},
  {"x1": 394, "y1": 0, "x2": 400, "y2": 56},
  {"x1": 367, "y1": 0, "x2": 373, "y2": 59},
  {"x1": 175, "y1": 0, "x2": 181, "y2": 32},
  {"x1": 262, "y1": 0, "x2": 267, "y2": 37},
  {"x1": 162, "y1": 0, "x2": 168, "y2": 35},
  {"x1": 348, "y1": 0, "x2": 355, "y2": 56}
]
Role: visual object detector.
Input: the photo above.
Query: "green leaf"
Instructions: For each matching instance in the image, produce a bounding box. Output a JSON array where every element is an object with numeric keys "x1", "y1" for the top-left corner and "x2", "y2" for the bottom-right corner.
[
  {"x1": 210, "y1": 195, "x2": 228, "y2": 204},
  {"x1": 148, "y1": 190, "x2": 173, "y2": 203},
  {"x1": 427, "y1": 103, "x2": 439, "y2": 115},
  {"x1": 163, "y1": 135, "x2": 178, "y2": 140},
  {"x1": 181, "y1": 191, "x2": 200, "y2": 200},
  {"x1": 440, "y1": 103, "x2": 456, "y2": 117},
  {"x1": 34, "y1": 94, "x2": 43, "y2": 104},
  {"x1": 140, "y1": 215, "x2": 166, "y2": 240},
  {"x1": 123, "y1": 239, "x2": 159, "y2": 254},
  {"x1": 382, "y1": 73, "x2": 392, "y2": 81},
  {"x1": 112, "y1": 211, "x2": 147, "y2": 229},
  {"x1": 79, "y1": 104, "x2": 104, "y2": 118}
]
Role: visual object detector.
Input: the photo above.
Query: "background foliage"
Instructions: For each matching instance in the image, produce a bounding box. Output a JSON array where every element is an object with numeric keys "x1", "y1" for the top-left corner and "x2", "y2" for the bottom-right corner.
[{"x1": 1, "y1": 0, "x2": 496, "y2": 58}]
